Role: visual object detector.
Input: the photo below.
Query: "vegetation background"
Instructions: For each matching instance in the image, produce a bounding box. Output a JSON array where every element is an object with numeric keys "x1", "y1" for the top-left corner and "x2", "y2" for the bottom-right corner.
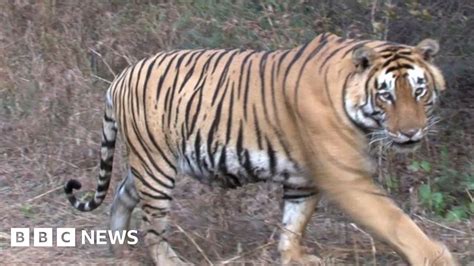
[{"x1": 0, "y1": 0, "x2": 472, "y2": 264}]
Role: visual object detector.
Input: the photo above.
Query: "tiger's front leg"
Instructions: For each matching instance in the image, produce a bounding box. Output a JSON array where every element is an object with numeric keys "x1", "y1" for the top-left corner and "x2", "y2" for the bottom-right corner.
[
  {"x1": 315, "y1": 159, "x2": 456, "y2": 266},
  {"x1": 279, "y1": 186, "x2": 322, "y2": 265}
]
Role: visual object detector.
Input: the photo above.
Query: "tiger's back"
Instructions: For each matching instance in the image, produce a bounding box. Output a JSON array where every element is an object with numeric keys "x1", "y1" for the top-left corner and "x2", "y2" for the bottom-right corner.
[{"x1": 111, "y1": 47, "x2": 312, "y2": 189}]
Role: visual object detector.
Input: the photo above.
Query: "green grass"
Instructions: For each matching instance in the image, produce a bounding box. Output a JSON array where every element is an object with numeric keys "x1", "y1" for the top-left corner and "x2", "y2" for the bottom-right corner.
[{"x1": 409, "y1": 147, "x2": 474, "y2": 221}]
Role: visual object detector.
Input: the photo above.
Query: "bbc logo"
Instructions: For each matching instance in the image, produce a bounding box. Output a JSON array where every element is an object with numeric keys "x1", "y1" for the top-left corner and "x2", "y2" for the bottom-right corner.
[
  {"x1": 11, "y1": 228, "x2": 76, "y2": 247},
  {"x1": 11, "y1": 228, "x2": 138, "y2": 247}
]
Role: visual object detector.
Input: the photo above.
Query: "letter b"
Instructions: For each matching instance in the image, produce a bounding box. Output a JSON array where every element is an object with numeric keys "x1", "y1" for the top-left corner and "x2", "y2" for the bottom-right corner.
[
  {"x1": 11, "y1": 228, "x2": 30, "y2": 247},
  {"x1": 34, "y1": 228, "x2": 53, "y2": 247}
]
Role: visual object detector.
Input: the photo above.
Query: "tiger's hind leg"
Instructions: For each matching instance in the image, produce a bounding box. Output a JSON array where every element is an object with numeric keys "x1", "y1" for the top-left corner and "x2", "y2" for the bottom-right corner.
[
  {"x1": 279, "y1": 185, "x2": 322, "y2": 265},
  {"x1": 109, "y1": 168, "x2": 140, "y2": 256},
  {"x1": 130, "y1": 158, "x2": 188, "y2": 266}
]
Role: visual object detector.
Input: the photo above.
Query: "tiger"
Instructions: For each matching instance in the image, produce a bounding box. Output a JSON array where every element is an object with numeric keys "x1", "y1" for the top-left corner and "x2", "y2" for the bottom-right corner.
[{"x1": 65, "y1": 33, "x2": 455, "y2": 265}]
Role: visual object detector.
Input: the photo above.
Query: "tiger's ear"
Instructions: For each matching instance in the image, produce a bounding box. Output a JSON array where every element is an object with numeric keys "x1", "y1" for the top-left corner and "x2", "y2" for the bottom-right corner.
[
  {"x1": 415, "y1": 39, "x2": 439, "y2": 61},
  {"x1": 352, "y1": 46, "x2": 376, "y2": 72}
]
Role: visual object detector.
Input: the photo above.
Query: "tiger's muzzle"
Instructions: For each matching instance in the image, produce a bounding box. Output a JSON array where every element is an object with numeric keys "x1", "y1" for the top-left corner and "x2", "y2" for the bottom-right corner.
[{"x1": 387, "y1": 128, "x2": 424, "y2": 151}]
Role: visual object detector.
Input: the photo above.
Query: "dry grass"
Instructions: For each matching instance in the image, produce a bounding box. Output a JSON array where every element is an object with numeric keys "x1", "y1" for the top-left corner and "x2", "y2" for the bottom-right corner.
[
  {"x1": 1, "y1": 163, "x2": 473, "y2": 264},
  {"x1": 1, "y1": 0, "x2": 473, "y2": 265}
]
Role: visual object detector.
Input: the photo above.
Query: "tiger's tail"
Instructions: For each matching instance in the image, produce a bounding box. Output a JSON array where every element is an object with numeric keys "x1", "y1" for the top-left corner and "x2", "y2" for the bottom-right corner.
[{"x1": 64, "y1": 90, "x2": 117, "y2": 212}]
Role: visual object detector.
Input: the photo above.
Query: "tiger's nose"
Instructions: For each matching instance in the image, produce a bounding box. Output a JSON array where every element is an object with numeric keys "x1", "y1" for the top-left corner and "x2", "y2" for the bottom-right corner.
[{"x1": 400, "y1": 128, "x2": 422, "y2": 140}]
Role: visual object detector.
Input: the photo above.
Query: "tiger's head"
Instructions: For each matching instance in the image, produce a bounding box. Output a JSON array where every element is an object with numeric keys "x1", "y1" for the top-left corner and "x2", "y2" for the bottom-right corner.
[{"x1": 344, "y1": 39, "x2": 445, "y2": 152}]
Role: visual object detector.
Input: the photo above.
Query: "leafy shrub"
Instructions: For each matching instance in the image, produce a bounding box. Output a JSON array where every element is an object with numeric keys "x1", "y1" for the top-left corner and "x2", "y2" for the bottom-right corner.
[{"x1": 410, "y1": 147, "x2": 474, "y2": 221}]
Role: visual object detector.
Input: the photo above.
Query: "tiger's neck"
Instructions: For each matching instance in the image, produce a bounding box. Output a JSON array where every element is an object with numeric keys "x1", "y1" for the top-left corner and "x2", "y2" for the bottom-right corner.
[{"x1": 272, "y1": 34, "x2": 371, "y2": 168}]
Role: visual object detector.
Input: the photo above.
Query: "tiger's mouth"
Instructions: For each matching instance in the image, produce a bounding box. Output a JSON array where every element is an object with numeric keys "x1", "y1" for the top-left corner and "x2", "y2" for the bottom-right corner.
[{"x1": 391, "y1": 139, "x2": 422, "y2": 152}]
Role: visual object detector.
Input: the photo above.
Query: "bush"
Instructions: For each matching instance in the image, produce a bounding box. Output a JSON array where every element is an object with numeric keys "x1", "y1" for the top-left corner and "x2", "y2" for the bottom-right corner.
[{"x1": 410, "y1": 147, "x2": 474, "y2": 221}]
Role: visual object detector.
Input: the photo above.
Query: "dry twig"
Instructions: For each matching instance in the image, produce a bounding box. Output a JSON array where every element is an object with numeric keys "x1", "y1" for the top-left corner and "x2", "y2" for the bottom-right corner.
[
  {"x1": 350, "y1": 223, "x2": 377, "y2": 266},
  {"x1": 175, "y1": 223, "x2": 214, "y2": 265}
]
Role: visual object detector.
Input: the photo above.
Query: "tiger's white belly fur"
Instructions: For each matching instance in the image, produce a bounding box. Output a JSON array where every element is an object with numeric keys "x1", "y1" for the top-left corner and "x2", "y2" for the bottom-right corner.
[{"x1": 178, "y1": 144, "x2": 310, "y2": 188}]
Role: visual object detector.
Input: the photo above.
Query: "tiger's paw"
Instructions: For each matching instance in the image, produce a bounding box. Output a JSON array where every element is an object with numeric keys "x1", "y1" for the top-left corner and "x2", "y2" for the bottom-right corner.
[
  {"x1": 281, "y1": 248, "x2": 323, "y2": 266},
  {"x1": 425, "y1": 242, "x2": 457, "y2": 266}
]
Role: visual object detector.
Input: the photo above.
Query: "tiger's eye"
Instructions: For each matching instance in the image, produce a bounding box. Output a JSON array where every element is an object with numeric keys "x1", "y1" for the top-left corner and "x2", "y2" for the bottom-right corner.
[
  {"x1": 415, "y1": 87, "x2": 425, "y2": 97},
  {"x1": 378, "y1": 92, "x2": 393, "y2": 102}
]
